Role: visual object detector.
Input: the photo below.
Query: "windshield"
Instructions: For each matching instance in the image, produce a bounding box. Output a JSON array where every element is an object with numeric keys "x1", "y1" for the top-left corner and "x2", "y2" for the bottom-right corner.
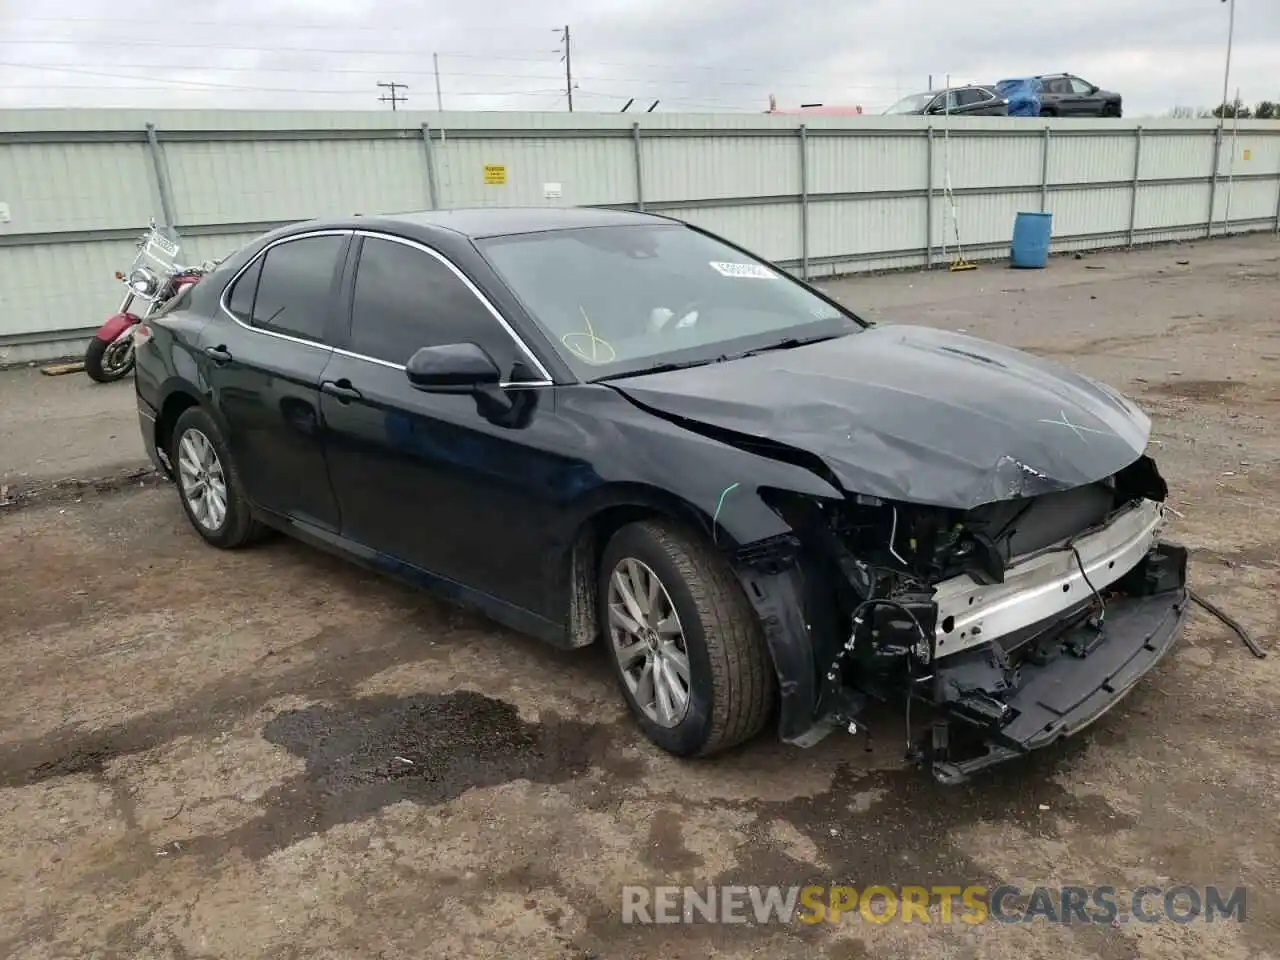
[
  {"x1": 476, "y1": 223, "x2": 862, "y2": 381},
  {"x1": 883, "y1": 92, "x2": 935, "y2": 114}
]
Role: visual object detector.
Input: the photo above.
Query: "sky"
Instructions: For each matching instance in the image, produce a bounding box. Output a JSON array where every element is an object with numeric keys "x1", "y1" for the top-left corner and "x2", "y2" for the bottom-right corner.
[{"x1": 0, "y1": 0, "x2": 1276, "y2": 117}]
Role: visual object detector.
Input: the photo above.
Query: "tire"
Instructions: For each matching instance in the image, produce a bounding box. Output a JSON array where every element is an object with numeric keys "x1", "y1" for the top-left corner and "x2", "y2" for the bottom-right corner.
[
  {"x1": 1038, "y1": 107, "x2": 1056, "y2": 118},
  {"x1": 84, "y1": 337, "x2": 133, "y2": 383},
  {"x1": 599, "y1": 520, "x2": 775, "y2": 757},
  {"x1": 168, "y1": 406, "x2": 266, "y2": 549}
]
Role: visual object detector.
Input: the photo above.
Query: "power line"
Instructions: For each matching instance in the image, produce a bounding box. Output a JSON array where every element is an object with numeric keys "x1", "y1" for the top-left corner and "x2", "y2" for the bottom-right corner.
[
  {"x1": 376, "y1": 80, "x2": 408, "y2": 111},
  {"x1": 0, "y1": 27, "x2": 911, "y2": 84},
  {"x1": 0, "y1": 55, "x2": 901, "y2": 92},
  {"x1": 0, "y1": 62, "x2": 563, "y2": 97},
  {"x1": 0, "y1": 39, "x2": 901, "y2": 89}
]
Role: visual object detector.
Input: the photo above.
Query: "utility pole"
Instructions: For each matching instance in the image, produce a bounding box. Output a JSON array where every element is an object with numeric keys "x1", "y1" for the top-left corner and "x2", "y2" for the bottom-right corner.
[
  {"x1": 555, "y1": 25, "x2": 574, "y2": 112},
  {"x1": 377, "y1": 81, "x2": 408, "y2": 111},
  {"x1": 1219, "y1": 0, "x2": 1235, "y2": 122},
  {"x1": 433, "y1": 54, "x2": 443, "y2": 111}
]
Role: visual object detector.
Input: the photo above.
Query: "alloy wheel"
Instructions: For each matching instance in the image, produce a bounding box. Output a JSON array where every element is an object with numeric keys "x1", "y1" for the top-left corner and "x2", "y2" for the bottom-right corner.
[
  {"x1": 607, "y1": 557, "x2": 692, "y2": 728},
  {"x1": 101, "y1": 338, "x2": 134, "y2": 376},
  {"x1": 177, "y1": 428, "x2": 228, "y2": 532}
]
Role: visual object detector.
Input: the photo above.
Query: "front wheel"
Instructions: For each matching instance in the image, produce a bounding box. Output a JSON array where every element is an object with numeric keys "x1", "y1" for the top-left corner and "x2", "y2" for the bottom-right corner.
[
  {"x1": 599, "y1": 520, "x2": 775, "y2": 757},
  {"x1": 84, "y1": 336, "x2": 134, "y2": 383}
]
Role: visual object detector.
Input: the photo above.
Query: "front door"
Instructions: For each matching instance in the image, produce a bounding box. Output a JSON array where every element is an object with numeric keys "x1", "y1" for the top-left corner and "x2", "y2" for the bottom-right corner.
[
  {"x1": 201, "y1": 232, "x2": 349, "y2": 530},
  {"x1": 319, "y1": 232, "x2": 574, "y2": 619},
  {"x1": 1068, "y1": 77, "x2": 1104, "y2": 115}
]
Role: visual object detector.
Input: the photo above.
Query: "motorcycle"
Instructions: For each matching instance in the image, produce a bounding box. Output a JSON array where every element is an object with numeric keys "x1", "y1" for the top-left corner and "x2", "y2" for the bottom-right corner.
[{"x1": 85, "y1": 221, "x2": 218, "y2": 383}]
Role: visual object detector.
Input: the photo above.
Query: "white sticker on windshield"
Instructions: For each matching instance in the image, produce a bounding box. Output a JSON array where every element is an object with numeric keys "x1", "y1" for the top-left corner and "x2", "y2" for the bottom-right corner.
[{"x1": 709, "y1": 261, "x2": 777, "y2": 279}]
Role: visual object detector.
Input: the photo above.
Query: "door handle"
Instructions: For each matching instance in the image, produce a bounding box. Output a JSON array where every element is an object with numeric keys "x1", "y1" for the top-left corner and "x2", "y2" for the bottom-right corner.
[
  {"x1": 204, "y1": 345, "x2": 232, "y2": 363},
  {"x1": 321, "y1": 379, "x2": 362, "y2": 403}
]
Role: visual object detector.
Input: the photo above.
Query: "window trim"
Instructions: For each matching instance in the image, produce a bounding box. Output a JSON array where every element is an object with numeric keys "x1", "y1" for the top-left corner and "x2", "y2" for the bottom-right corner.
[
  {"x1": 219, "y1": 229, "x2": 350, "y2": 351},
  {"x1": 345, "y1": 230, "x2": 554, "y2": 385},
  {"x1": 218, "y1": 227, "x2": 554, "y2": 388}
]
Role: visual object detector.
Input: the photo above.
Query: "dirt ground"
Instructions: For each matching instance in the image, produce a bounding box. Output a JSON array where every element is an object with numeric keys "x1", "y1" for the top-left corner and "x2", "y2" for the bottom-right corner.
[{"x1": 1, "y1": 235, "x2": 1278, "y2": 959}]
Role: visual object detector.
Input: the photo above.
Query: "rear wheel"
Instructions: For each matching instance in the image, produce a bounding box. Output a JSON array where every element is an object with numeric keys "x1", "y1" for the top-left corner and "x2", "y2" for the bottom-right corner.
[
  {"x1": 84, "y1": 336, "x2": 134, "y2": 383},
  {"x1": 1038, "y1": 106, "x2": 1057, "y2": 118},
  {"x1": 169, "y1": 406, "x2": 265, "y2": 549},
  {"x1": 599, "y1": 520, "x2": 775, "y2": 757}
]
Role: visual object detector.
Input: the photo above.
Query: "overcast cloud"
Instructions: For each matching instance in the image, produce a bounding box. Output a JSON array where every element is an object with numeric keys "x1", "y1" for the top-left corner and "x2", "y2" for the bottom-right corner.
[{"x1": 0, "y1": 0, "x2": 1276, "y2": 117}]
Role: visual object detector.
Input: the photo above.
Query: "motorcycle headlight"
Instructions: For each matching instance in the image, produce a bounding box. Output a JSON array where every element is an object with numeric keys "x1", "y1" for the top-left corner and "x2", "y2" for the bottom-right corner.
[{"x1": 128, "y1": 267, "x2": 160, "y2": 297}]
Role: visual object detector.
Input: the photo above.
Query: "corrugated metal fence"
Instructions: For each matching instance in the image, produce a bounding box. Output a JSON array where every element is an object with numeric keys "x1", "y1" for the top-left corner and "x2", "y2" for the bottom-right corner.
[{"x1": 2, "y1": 109, "x2": 1279, "y2": 362}]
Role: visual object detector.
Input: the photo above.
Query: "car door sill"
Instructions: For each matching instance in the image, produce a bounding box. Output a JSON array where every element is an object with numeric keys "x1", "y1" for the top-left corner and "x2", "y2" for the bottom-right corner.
[{"x1": 257, "y1": 509, "x2": 569, "y2": 648}]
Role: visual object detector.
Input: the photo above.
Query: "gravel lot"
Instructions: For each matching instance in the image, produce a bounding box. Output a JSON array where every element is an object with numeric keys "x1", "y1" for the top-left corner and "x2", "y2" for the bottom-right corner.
[{"x1": 1, "y1": 236, "x2": 1278, "y2": 959}]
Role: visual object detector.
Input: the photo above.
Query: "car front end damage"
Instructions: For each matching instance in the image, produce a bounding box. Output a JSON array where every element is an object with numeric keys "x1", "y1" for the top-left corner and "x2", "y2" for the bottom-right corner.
[{"x1": 730, "y1": 453, "x2": 1188, "y2": 783}]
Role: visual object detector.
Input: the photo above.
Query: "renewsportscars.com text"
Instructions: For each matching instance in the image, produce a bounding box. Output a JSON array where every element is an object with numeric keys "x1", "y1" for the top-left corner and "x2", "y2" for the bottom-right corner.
[{"x1": 622, "y1": 884, "x2": 1247, "y2": 925}]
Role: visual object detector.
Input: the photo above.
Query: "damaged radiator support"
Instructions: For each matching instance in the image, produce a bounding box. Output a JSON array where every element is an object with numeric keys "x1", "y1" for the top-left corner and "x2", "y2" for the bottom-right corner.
[{"x1": 805, "y1": 492, "x2": 1191, "y2": 783}]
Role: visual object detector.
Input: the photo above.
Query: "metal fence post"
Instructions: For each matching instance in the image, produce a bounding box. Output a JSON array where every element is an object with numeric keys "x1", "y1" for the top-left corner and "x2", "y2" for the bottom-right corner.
[
  {"x1": 1039, "y1": 125, "x2": 1051, "y2": 212},
  {"x1": 1207, "y1": 126, "x2": 1222, "y2": 238},
  {"x1": 926, "y1": 126, "x2": 935, "y2": 268},
  {"x1": 143, "y1": 122, "x2": 177, "y2": 238},
  {"x1": 632, "y1": 122, "x2": 645, "y2": 212},
  {"x1": 1127, "y1": 125, "x2": 1143, "y2": 247},
  {"x1": 422, "y1": 124, "x2": 440, "y2": 210},
  {"x1": 1274, "y1": 155, "x2": 1280, "y2": 233},
  {"x1": 799, "y1": 124, "x2": 809, "y2": 280}
]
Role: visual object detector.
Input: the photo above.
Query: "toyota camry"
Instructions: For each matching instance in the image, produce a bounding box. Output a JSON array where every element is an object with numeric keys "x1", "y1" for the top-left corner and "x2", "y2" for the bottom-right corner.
[{"x1": 133, "y1": 207, "x2": 1188, "y2": 782}]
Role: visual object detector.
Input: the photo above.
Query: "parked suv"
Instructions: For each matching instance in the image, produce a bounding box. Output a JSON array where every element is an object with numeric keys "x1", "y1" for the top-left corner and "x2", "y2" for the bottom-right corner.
[
  {"x1": 1029, "y1": 74, "x2": 1122, "y2": 117},
  {"x1": 883, "y1": 85, "x2": 1008, "y2": 117}
]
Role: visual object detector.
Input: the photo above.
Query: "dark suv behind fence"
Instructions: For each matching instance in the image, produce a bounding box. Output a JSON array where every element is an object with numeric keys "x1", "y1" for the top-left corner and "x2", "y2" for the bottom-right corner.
[{"x1": 1027, "y1": 74, "x2": 1123, "y2": 117}]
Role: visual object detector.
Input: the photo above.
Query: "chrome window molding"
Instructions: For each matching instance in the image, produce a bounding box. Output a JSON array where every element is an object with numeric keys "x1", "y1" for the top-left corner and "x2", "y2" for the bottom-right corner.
[{"x1": 217, "y1": 226, "x2": 556, "y2": 388}]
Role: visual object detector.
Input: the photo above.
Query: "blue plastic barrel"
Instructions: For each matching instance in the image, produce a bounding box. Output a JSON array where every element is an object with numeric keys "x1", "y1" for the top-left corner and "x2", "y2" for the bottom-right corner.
[{"x1": 1010, "y1": 211, "x2": 1053, "y2": 268}]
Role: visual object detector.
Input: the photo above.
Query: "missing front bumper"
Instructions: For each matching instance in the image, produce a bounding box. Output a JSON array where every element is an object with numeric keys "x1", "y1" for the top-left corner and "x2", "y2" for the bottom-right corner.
[{"x1": 926, "y1": 542, "x2": 1189, "y2": 784}]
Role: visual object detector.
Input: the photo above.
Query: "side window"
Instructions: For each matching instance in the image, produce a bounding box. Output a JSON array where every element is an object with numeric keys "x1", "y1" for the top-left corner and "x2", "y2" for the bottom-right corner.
[
  {"x1": 250, "y1": 235, "x2": 346, "y2": 343},
  {"x1": 349, "y1": 236, "x2": 520, "y2": 373},
  {"x1": 1048, "y1": 78, "x2": 1072, "y2": 95},
  {"x1": 956, "y1": 89, "x2": 985, "y2": 106},
  {"x1": 1069, "y1": 77, "x2": 1094, "y2": 95},
  {"x1": 224, "y1": 256, "x2": 263, "y2": 322}
]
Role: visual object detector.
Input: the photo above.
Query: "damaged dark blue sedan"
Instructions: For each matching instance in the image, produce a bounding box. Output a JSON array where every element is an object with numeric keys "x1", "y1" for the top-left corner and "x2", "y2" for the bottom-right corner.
[{"x1": 133, "y1": 207, "x2": 1188, "y2": 783}]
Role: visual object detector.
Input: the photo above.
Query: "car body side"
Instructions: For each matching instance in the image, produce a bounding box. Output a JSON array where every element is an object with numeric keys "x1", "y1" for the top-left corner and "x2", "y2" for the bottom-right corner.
[{"x1": 134, "y1": 213, "x2": 864, "y2": 743}]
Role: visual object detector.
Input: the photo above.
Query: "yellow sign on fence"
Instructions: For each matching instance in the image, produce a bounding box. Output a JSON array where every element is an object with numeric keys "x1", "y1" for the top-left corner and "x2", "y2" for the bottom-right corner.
[{"x1": 484, "y1": 164, "x2": 507, "y2": 185}]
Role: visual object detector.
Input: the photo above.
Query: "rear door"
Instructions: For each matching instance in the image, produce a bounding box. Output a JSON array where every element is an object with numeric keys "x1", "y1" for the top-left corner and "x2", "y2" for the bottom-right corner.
[
  {"x1": 201, "y1": 231, "x2": 349, "y2": 531},
  {"x1": 953, "y1": 88, "x2": 991, "y2": 115},
  {"x1": 965, "y1": 88, "x2": 1005, "y2": 115},
  {"x1": 319, "y1": 231, "x2": 573, "y2": 619},
  {"x1": 1041, "y1": 77, "x2": 1074, "y2": 114}
]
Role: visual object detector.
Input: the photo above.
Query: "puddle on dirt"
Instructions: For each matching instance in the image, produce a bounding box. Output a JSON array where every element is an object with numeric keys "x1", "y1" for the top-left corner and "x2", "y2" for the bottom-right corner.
[
  {"x1": 263, "y1": 690, "x2": 595, "y2": 808},
  {"x1": 172, "y1": 691, "x2": 603, "y2": 862}
]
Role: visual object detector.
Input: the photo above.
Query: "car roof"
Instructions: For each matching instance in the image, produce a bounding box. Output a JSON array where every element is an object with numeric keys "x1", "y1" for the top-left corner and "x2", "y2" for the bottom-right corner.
[
  {"x1": 913, "y1": 84, "x2": 994, "y2": 95},
  {"x1": 348, "y1": 206, "x2": 665, "y2": 240}
]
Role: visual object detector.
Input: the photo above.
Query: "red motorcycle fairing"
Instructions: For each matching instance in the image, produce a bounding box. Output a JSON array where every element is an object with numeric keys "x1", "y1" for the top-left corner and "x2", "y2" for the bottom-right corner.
[{"x1": 94, "y1": 311, "x2": 141, "y2": 343}]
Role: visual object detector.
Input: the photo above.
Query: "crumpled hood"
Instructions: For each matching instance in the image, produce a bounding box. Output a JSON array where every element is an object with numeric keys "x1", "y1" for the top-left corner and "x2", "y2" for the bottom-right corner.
[{"x1": 608, "y1": 324, "x2": 1152, "y2": 510}]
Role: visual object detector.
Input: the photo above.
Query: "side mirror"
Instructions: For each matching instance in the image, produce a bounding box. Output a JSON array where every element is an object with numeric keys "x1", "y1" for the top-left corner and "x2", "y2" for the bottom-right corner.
[{"x1": 405, "y1": 342, "x2": 501, "y2": 393}]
